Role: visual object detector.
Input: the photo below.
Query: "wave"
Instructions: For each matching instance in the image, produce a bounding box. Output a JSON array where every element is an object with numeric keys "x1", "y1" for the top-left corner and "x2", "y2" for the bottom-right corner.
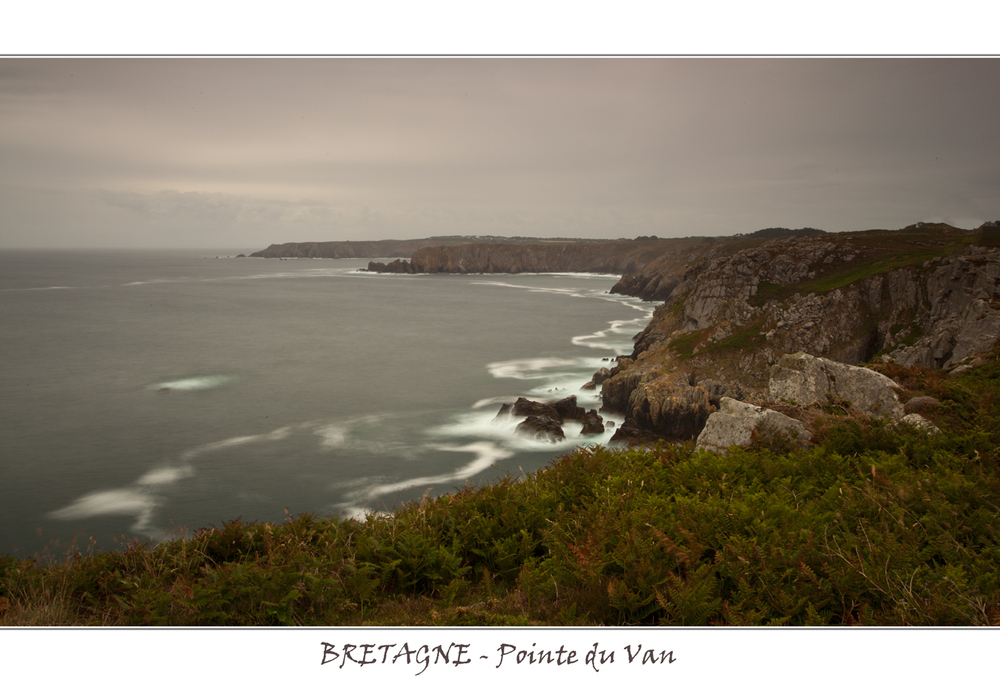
[
  {"x1": 48, "y1": 489, "x2": 161, "y2": 538},
  {"x1": 147, "y1": 375, "x2": 236, "y2": 392},
  {"x1": 1, "y1": 285, "x2": 76, "y2": 292},
  {"x1": 486, "y1": 357, "x2": 580, "y2": 380}
]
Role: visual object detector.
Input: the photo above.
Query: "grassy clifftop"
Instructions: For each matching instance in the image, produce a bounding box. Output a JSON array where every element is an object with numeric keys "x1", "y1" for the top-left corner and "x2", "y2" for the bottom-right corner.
[{"x1": 3, "y1": 347, "x2": 1000, "y2": 626}]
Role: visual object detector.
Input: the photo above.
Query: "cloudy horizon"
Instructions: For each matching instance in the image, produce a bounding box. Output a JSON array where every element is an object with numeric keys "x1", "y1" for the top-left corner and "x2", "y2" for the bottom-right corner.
[{"x1": 1, "y1": 58, "x2": 998, "y2": 251}]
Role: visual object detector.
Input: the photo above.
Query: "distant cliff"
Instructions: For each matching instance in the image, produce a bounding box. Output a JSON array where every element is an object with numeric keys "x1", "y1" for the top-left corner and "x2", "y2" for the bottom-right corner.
[
  {"x1": 367, "y1": 237, "x2": 718, "y2": 285},
  {"x1": 250, "y1": 238, "x2": 455, "y2": 259},
  {"x1": 251, "y1": 235, "x2": 642, "y2": 259}
]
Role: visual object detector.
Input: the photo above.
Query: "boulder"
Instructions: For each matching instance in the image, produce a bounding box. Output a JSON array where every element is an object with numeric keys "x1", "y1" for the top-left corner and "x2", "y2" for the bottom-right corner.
[
  {"x1": 897, "y1": 413, "x2": 941, "y2": 434},
  {"x1": 515, "y1": 415, "x2": 565, "y2": 442},
  {"x1": 768, "y1": 352, "x2": 904, "y2": 418},
  {"x1": 696, "y1": 397, "x2": 813, "y2": 454},
  {"x1": 903, "y1": 395, "x2": 941, "y2": 415}
]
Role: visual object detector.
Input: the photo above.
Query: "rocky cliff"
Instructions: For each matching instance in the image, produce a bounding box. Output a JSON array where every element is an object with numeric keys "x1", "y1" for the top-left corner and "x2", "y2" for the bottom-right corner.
[{"x1": 595, "y1": 221, "x2": 1000, "y2": 444}]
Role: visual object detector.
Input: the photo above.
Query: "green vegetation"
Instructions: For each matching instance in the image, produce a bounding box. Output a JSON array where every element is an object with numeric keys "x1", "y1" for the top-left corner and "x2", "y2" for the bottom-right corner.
[
  {"x1": 706, "y1": 319, "x2": 766, "y2": 353},
  {"x1": 748, "y1": 280, "x2": 783, "y2": 307},
  {"x1": 802, "y1": 249, "x2": 953, "y2": 295},
  {"x1": 742, "y1": 230, "x2": 974, "y2": 309},
  {"x1": 4, "y1": 354, "x2": 1000, "y2": 626},
  {"x1": 975, "y1": 224, "x2": 1000, "y2": 248},
  {"x1": 667, "y1": 329, "x2": 710, "y2": 359}
]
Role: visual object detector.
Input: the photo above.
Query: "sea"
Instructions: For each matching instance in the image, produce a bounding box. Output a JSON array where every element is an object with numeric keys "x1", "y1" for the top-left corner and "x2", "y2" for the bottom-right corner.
[{"x1": 0, "y1": 250, "x2": 653, "y2": 559}]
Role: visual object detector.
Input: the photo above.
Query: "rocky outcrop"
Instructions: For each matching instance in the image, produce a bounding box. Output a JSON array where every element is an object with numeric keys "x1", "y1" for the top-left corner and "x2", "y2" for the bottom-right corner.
[
  {"x1": 768, "y1": 352, "x2": 904, "y2": 418},
  {"x1": 608, "y1": 375, "x2": 713, "y2": 443},
  {"x1": 696, "y1": 397, "x2": 813, "y2": 454},
  {"x1": 495, "y1": 395, "x2": 603, "y2": 441}
]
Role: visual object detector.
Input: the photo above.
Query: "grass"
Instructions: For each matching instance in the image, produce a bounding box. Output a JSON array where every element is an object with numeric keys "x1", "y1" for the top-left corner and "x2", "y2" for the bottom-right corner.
[{"x1": 4, "y1": 352, "x2": 1000, "y2": 626}]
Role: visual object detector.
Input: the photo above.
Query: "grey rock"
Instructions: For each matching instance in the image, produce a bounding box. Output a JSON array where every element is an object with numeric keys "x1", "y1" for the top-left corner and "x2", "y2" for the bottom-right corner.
[
  {"x1": 696, "y1": 397, "x2": 813, "y2": 454},
  {"x1": 897, "y1": 413, "x2": 941, "y2": 434},
  {"x1": 768, "y1": 352, "x2": 904, "y2": 418}
]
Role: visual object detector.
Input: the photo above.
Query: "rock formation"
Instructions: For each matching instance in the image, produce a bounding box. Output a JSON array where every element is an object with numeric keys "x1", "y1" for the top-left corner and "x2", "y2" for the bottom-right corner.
[
  {"x1": 695, "y1": 397, "x2": 813, "y2": 454},
  {"x1": 495, "y1": 395, "x2": 604, "y2": 441}
]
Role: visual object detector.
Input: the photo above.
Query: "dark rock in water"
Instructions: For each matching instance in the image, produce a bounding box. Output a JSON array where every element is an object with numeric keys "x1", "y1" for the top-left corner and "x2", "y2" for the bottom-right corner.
[
  {"x1": 581, "y1": 380, "x2": 597, "y2": 390},
  {"x1": 500, "y1": 396, "x2": 585, "y2": 422},
  {"x1": 236, "y1": 254, "x2": 247, "y2": 258},
  {"x1": 494, "y1": 402, "x2": 514, "y2": 421},
  {"x1": 497, "y1": 397, "x2": 560, "y2": 422},
  {"x1": 515, "y1": 415, "x2": 565, "y2": 442},
  {"x1": 591, "y1": 367, "x2": 615, "y2": 386},
  {"x1": 496, "y1": 395, "x2": 596, "y2": 439},
  {"x1": 605, "y1": 420, "x2": 615, "y2": 428},
  {"x1": 367, "y1": 259, "x2": 423, "y2": 274},
  {"x1": 156, "y1": 387, "x2": 170, "y2": 394},
  {"x1": 580, "y1": 409, "x2": 605, "y2": 435},
  {"x1": 551, "y1": 395, "x2": 586, "y2": 421}
]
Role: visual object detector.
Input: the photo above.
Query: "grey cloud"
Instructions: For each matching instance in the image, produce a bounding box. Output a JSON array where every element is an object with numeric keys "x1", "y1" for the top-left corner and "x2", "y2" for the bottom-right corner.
[{"x1": 1, "y1": 58, "x2": 998, "y2": 249}]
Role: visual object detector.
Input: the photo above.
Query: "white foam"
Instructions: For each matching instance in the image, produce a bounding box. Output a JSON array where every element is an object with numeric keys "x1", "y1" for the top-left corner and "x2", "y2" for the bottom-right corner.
[
  {"x1": 338, "y1": 505, "x2": 375, "y2": 521},
  {"x1": 315, "y1": 424, "x2": 348, "y2": 448},
  {"x1": 135, "y1": 466, "x2": 193, "y2": 486},
  {"x1": 148, "y1": 375, "x2": 236, "y2": 392},
  {"x1": 427, "y1": 409, "x2": 522, "y2": 441},
  {"x1": 471, "y1": 396, "x2": 520, "y2": 410},
  {"x1": 2, "y1": 285, "x2": 75, "y2": 292},
  {"x1": 362, "y1": 441, "x2": 514, "y2": 499},
  {"x1": 487, "y1": 357, "x2": 580, "y2": 380},
  {"x1": 48, "y1": 488, "x2": 159, "y2": 538}
]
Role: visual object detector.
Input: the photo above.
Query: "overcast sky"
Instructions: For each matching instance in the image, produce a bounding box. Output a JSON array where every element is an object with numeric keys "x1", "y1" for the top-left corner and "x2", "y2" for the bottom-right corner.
[{"x1": 1, "y1": 58, "x2": 998, "y2": 250}]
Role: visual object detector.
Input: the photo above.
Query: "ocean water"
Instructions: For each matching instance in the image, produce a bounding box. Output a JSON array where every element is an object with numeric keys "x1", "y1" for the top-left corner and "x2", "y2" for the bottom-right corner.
[{"x1": 0, "y1": 250, "x2": 653, "y2": 558}]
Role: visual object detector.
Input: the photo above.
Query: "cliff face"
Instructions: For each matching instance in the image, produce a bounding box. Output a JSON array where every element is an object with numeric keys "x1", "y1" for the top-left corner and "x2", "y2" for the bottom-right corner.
[{"x1": 596, "y1": 222, "x2": 1000, "y2": 444}]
